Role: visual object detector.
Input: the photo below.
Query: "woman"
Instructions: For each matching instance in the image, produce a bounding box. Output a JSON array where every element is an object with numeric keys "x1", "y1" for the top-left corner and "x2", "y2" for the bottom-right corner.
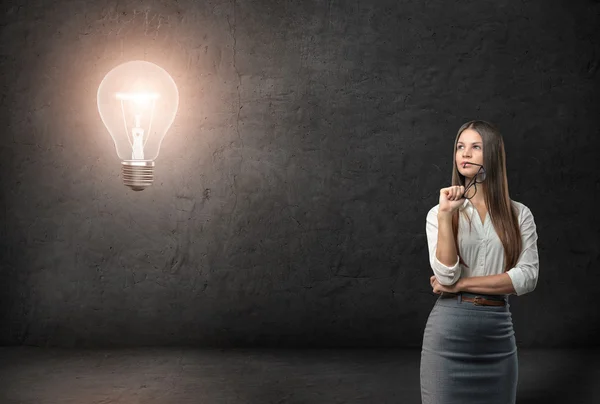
[{"x1": 419, "y1": 120, "x2": 540, "y2": 404}]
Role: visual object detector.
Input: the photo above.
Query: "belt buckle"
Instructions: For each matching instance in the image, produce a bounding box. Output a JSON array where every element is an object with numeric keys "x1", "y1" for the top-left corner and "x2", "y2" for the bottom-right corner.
[{"x1": 472, "y1": 296, "x2": 484, "y2": 306}]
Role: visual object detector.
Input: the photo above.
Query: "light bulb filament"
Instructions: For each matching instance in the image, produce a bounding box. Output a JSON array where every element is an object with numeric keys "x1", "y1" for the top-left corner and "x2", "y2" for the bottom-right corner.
[{"x1": 117, "y1": 93, "x2": 158, "y2": 160}]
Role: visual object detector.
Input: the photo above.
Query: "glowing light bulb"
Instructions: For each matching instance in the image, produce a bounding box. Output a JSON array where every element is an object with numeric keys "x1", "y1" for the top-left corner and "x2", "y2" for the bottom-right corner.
[{"x1": 97, "y1": 61, "x2": 179, "y2": 191}]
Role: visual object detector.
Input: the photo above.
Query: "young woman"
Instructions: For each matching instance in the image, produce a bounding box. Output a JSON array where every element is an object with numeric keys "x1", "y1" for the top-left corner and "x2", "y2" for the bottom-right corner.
[{"x1": 419, "y1": 120, "x2": 540, "y2": 404}]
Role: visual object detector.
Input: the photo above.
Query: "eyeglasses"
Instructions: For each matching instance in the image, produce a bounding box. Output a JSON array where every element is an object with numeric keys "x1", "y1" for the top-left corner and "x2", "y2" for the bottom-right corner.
[{"x1": 461, "y1": 163, "x2": 486, "y2": 199}]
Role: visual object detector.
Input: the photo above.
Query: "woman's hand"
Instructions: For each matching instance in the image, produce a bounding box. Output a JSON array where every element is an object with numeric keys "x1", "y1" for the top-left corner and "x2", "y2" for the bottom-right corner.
[
  {"x1": 430, "y1": 275, "x2": 462, "y2": 294},
  {"x1": 439, "y1": 186, "x2": 465, "y2": 213}
]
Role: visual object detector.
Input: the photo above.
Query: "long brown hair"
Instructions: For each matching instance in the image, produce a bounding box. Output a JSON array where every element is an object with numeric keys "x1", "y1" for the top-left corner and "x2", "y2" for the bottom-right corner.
[{"x1": 451, "y1": 120, "x2": 522, "y2": 273}]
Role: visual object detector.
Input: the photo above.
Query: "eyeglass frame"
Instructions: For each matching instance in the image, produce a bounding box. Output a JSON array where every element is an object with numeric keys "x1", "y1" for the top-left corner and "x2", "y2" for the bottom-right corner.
[{"x1": 461, "y1": 162, "x2": 486, "y2": 200}]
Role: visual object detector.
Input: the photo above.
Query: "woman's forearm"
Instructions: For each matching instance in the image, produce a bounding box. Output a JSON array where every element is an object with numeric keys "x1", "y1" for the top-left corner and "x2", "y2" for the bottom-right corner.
[
  {"x1": 436, "y1": 212, "x2": 459, "y2": 267},
  {"x1": 459, "y1": 273, "x2": 516, "y2": 295}
]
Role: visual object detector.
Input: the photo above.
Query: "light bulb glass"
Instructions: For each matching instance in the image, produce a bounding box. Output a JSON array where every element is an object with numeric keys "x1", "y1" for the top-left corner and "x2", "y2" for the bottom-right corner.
[{"x1": 97, "y1": 60, "x2": 179, "y2": 190}]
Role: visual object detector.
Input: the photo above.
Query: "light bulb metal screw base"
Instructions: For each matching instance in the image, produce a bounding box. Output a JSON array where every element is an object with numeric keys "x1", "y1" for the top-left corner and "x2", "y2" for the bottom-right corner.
[{"x1": 121, "y1": 160, "x2": 155, "y2": 191}]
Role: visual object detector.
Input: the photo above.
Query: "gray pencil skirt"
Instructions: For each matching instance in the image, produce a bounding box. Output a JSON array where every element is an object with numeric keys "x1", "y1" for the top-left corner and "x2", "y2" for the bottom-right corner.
[{"x1": 420, "y1": 292, "x2": 518, "y2": 404}]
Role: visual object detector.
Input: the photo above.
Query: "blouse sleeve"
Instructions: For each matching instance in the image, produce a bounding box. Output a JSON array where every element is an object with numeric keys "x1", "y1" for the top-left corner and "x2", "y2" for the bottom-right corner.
[
  {"x1": 426, "y1": 206, "x2": 462, "y2": 285},
  {"x1": 506, "y1": 206, "x2": 540, "y2": 296}
]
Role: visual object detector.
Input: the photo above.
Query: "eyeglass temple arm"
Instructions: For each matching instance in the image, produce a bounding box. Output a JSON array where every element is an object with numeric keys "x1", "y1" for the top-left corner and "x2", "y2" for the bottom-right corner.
[{"x1": 461, "y1": 165, "x2": 484, "y2": 198}]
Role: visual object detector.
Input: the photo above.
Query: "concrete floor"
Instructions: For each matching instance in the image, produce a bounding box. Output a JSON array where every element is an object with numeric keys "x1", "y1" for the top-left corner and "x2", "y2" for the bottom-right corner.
[{"x1": 0, "y1": 347, "x2": 597, "y2": 403}]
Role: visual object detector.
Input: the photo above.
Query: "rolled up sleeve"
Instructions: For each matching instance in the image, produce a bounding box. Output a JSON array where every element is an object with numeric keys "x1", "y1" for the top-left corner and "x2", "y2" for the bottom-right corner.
[
  {"x1": 506, "y1": 206, "x2": 539, "y2": 296},
  {"x1": 426, "y1": 207, "x2": 461, "y2": 285}
]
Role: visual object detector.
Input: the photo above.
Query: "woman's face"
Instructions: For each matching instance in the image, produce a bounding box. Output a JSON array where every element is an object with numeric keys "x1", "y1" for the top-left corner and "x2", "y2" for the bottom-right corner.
[{"x1": 456, "y1": 128, "x2": 484, "y2": 176}]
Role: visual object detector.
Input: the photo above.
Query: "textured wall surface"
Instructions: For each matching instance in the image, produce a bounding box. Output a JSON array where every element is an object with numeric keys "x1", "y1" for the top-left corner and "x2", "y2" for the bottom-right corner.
[{"x1": 0, "y1": 0, "x2": 599, "y2": 348}]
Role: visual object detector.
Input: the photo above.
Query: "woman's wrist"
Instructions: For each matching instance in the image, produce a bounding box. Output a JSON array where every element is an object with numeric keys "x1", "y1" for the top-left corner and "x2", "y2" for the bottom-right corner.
[{"x1": 438, "y1": 211, "x2": 454, "y2": 220}]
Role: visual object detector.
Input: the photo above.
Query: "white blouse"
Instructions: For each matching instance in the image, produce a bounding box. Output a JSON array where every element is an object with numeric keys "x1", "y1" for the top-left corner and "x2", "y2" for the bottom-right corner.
[{"x1": 426, "y1": 198, "x2": 539, "y2": 296}]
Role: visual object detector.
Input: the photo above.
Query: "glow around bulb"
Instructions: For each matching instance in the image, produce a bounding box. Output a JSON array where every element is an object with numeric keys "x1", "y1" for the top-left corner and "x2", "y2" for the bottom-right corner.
[{"x1": 97, "y1": 60, "x2": 179, "y2": 191}]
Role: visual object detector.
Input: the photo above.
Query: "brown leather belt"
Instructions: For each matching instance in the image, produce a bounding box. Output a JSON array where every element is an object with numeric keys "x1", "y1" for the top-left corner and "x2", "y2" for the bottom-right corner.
[{"x1": 441, "y1": 293, "x2": 506, "y2": 306}]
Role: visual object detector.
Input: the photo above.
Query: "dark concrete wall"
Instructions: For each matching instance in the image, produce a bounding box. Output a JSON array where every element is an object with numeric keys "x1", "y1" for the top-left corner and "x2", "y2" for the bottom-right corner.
[{"x1": 0, "y1": 0, "x2": 598, "y2": 348}]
